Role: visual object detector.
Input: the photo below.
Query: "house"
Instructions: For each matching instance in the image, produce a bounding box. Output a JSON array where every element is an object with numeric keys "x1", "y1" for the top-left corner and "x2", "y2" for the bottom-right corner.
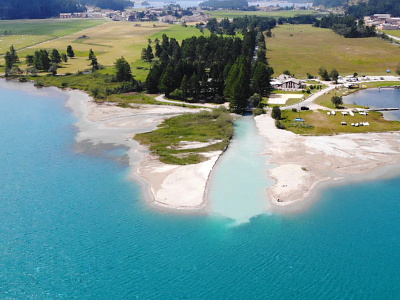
[{"x1": 271, "y1": 75, "x2": 304, "y2": 91}]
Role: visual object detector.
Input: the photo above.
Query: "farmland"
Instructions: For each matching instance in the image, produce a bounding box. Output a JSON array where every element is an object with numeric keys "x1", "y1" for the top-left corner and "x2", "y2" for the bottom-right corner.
[{"x1": 267, "y1": 24, "x2": 400, "y2": 78}]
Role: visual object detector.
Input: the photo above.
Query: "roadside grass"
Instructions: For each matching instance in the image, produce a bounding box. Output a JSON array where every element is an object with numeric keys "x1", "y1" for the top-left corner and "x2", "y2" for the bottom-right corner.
[
  {"x1": 207, "y1": 10, "x2": 318, "y2": 19},
  {"x1": 381, "y1": 30, "x2": 400, "y2": 38},
  {"x1": 29, "y1": 69, "x2": 120, "y2": 94},
  {"x1": 0, "y1": 19, "x2": 107, "y2": 54},
  {"x1": 267, "y1": 24, "x2": 400, "y2": 78},
  {"x1": 134, "y1": 109, "x2": 234, "y2": 165},
  {"x1": 362, "y1": 81, "x2": 400, "y2": 88},
  {"x1": 281, "y1": 109, "x2": 400, "y2": 135},
  {"x1": 106, "y1": 93, "x2": 157, "y2": 106}
]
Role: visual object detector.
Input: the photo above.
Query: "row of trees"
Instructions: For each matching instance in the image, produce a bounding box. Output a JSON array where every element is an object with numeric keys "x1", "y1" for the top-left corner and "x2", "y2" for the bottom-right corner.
[
  {"x1": 204, "y1": 16, "x2": 277, "y2": 36},
  {"x1": 318, "y1": 66, "x2": 339, "y2": 83},
  {"x1": 143, "y1": 29, "x2": 273, "y2": 113},
  {"x1": 315, "y1": 14, "x2": 376, "y2": 38},
  {"x1": 4, "y1": 44, "x2": 101, "y2": 76}
]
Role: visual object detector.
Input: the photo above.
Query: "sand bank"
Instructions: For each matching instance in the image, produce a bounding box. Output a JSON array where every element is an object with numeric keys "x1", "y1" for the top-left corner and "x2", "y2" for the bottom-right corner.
[
  {"x1": 255, "y1": 113, "x2": 400, "y2": 208},
  {"x1": 65, "y1": 90, "x2": 219, "y2": 210}
]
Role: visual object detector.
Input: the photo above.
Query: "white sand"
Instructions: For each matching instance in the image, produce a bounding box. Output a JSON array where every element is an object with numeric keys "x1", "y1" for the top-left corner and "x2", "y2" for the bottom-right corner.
[
  {"x1": 254, "y1": 113, "x2": 400, "y2": 207},
  {"x1": 65, "y1": 90, "x2": 222, "y2": 210}
]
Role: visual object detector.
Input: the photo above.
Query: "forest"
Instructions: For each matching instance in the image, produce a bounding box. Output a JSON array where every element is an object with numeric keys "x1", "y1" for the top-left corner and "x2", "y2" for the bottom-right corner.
[
  {"x1": 315, "y1": 14, "x2": 376, "y2": 38},
  {"x1": 0, "y1": 0, "x2": 131, "y2": 19},
  {"x1": 144, "y1": 18, "x2": 275, "y2": 113},
  {"x1": 347, "y1": 0, "x2": 400, "y2": 18}
]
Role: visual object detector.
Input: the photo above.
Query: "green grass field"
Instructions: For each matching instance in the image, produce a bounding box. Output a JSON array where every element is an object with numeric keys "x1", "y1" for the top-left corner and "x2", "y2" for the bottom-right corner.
[
  {"x1": 0, "y1": 19, "x2": 107, "y2": 54},
  {"x1": 281, "y1": 109, "x2": 400, "y2": 135},
  {"x1": 267, "y1": 24, "x2": 400, "y2": 78},
  {"x1": 207, "y1": 9, "x2": 318, "y2": 19},
  {"x1": 381, "y1": 30, "x2": 400, "y2": 38}
]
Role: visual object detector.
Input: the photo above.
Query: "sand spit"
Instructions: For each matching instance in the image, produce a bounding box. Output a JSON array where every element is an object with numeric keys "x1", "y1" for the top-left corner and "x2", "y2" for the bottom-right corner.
[
  {"x1": 255, "y1": 114, "x2": 400, "y2": 208},
  {"x1": 65, "y1": 90, "x2": 219, "y2": 210}
]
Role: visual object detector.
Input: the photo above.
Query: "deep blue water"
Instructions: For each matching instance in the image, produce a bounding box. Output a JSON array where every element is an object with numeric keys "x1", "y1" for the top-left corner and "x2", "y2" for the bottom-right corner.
[{"x1": 1, "y1": 81, "x2": 400, "y2": 299}]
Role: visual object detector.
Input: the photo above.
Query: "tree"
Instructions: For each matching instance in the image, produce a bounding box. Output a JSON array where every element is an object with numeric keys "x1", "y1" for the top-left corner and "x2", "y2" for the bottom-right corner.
[
  {"x1": 33, "y1": 49, "x2": 51, "y2": 71},
  {"x1": 249, "y1": 93, "x2": 262, "y2": 108},
  {"x1": 51, "y1": 49, "x2": 62, "y2": 64},
  {"x1": 48, "y1": 63, "x2": 58, "y2": 76},
  {"x1": 88, "y1": 49, "x2": 95, "y2": 61},
  {"x1": 159, "y1": 64, "x2": 178, "y2": 97},
  {"x1": 26, "y1": 54, "x2": 34, "y2": 66},
  {"x1": 114, "y1": 57, "x2": 132, "y2": 82},
  {"x1": 330, "y1": 68, "x2": 339, "y2": 84},
  {"x1": 271, "y1": 106, "x2": 282, "y2": 120},
  {"x1": 4, "y1": 51, "x2": 14, "y2": 74},
  {"x1": 283, "y1": 70, "x2": 292, "y2": 76},
  {"x1": 331, "y1": 95, "x2": 343, "y2": 108},
  {"x1": 9, "y1": 45, "x2": 19, "y2": 64},
  {"x1": 318, "y1": 66, "x2": 330, "y2": 81},
  {"x1": 61, "y1": 53, "x2": 68, "y2": 63},
  {"x1": 67, "y1": 45, "x2": 74, "y2": 58},
  {"x1": 396, "y1": 63, "x2": 400, "y2": 76},
  {"x1": 90, "y1": 56, "x2": 99, "y2": 70}
]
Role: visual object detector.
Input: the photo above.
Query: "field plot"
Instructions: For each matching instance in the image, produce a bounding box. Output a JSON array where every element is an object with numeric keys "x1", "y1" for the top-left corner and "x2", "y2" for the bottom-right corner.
[
  {"x1": 382, "y1": 30, "x2": 400, "y2": 38},
  {"x1": 0, "y1": 19, "x2": 106, "y2": 54},
  {"x1": 207, "y1": 10, "x2": 317, "y2": 19},
  {"x1": 267, "y1": 25, "x2": 400, "y2": 78},
  {"x1": 13, "y1": 21, "x2": 170, "y2": 74}
]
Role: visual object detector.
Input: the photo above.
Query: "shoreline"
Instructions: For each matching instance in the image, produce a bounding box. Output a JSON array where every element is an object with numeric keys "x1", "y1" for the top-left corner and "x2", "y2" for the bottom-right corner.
[
  {"x1": 254, "y1": 113, "x2": 400, "y2": 211},
  {"x1": 3, "y1": 78, "x2": 400, "y2": 214}
]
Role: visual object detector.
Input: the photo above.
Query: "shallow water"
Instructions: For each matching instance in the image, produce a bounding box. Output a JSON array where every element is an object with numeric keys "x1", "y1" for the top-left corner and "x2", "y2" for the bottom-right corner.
[
  {"x1": 1, "y1": 80, "x2": 400, "y2": 298},
  {"x1": 343, "y1": 88, "x2": 400, "y2": 121},
  {"x1": 208, "y1": 115, "x2": 272, "y2": 224}
]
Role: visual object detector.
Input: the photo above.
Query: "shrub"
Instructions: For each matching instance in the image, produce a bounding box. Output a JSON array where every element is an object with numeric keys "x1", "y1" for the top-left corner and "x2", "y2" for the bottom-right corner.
[{"x1": 275, "y1": 120, "x2": 286, "y2": 129}]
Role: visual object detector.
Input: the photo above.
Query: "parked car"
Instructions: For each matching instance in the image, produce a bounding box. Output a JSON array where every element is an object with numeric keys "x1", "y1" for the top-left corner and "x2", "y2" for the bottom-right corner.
[{"x1": 301, "y1": 106, "x2": 310, "y2": 111}]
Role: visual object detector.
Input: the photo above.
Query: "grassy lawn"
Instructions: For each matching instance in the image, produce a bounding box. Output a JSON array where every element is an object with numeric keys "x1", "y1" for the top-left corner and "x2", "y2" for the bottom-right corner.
[
  {"x1": 280, "y1": 109, "x2": 400, "y2": 135},
  {"x1": 381, "y1": 30, "x2": 400, "y2": 38},
  {"x1": 0, "y1": 19, "x2": 107, "y2": 54},
  {"x1": 148, "y1": 24, "x2": 210, "y2": 41},
  {"x1": 267, "y1": 24, "x2": 400, "y2": 78},
  {"x1": 134, "y1": 109, "x2": 234, "y2": 165},
  {"x1": 207, "y1": 10, "x2": 318, "y2": 19}
]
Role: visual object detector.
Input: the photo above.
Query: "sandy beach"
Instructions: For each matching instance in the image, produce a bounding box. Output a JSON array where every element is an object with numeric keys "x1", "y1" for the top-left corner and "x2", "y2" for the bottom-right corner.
[
  {"x1": 254, "y1": 113, "x2": 400, "y2": 208},
  {"x1": 65, "y1": 89, "x2": 220, "y2": 210}
]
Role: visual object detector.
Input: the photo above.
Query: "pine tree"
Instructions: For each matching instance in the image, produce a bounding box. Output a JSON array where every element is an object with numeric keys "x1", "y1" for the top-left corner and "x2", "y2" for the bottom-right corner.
[
  {"x1": 51, "y1": 49, "x2": 61, "y2": 64},
  {"x1": 67, "y1": 45, "x2": 74, "y2": 58},
  {"x1": 114, "y1": 57, "x2": 132, "y2": 82}
]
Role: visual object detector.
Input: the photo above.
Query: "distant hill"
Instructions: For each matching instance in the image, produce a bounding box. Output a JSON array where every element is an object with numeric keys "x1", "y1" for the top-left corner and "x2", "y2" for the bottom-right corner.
[{"x1": 199, "y1": 0, "x2": 249, "y2": 10}]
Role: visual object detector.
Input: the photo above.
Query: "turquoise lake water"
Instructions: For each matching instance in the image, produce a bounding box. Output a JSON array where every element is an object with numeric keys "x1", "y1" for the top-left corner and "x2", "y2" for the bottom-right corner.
[{"x1": 1, "y1": 81, "x2": 400, "y2": 298}]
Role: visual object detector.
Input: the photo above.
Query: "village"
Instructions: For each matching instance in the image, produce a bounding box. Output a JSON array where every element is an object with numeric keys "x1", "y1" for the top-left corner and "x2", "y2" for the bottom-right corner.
[
  {"x1": 364, "y1": 13, "x2": 400, "y2": 30},
  {"x1": 60, "y1": 5, "x2": 209, "y2": 24}
]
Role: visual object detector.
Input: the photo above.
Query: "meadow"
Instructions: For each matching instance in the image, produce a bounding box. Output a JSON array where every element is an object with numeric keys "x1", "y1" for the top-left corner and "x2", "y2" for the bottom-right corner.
[
  {"x1": 0, "y1": 19, "x2": 107, "y2": 54},
  {"x1": 267, "y1": 24, "x2": 400, "y2": 78},
  {"x1": 1, "y1": 20, "x2": 206, "y2": 80},
  {"x1": 281, "y1": 109, "x2": 400, "y2": 135}
]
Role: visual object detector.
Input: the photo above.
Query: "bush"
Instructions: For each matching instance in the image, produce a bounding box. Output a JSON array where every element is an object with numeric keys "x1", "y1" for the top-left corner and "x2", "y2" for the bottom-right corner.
[
  {"x1": 271, "y1": 106, "x2": 282, "y2": 120},
  {"x1": 253, "y1": 107, "x2": 265, "y2": 116},
  {"x1": 275, "y1": 120, "x2": 286, "y2": 129},
  {"x1": 291, "y1": 108, "x2": 297, "y2": 112}
]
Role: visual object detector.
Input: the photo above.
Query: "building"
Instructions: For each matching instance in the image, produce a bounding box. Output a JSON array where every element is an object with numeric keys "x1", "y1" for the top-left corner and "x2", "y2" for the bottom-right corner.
[{"x1": 271, "y1": 75, "x2": 304, "y2": 91}]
